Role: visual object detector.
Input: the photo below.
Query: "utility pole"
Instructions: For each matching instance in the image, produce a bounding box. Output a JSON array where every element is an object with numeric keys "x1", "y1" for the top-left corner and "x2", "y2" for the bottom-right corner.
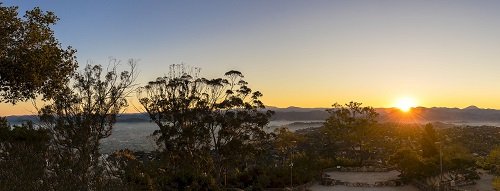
[
  {"x1": 290, "y1": 159, "x2": 293, "y2": 189},
  {"x1": 436, "y1": 141, "x2": 443, "y2": 191},
  {"x1": 290, "y1": 150, "x2": 293, "y2": 190},
  {"x1": 290, "y1": 140, "x2": 296, "y2": 190},
  {"x1": 440, "y1": 142, "x2": 443, "y2": 190},
  {"x1": 224, "y1": 168, "x2": 227, "y2": 188}
]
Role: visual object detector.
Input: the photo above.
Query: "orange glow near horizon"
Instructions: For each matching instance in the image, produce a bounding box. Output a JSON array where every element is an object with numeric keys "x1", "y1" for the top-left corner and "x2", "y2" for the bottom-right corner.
[
  {"x1": 394, "y1": 97, "x2": 417, "y2": 112},
  {"x1": 2, "y1": 95, "x2": 500, "y2": 116}
]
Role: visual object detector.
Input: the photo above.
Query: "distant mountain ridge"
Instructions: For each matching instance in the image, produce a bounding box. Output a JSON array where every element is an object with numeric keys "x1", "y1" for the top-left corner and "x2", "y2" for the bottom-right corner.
[
  {"x1": 268, "y1": 105, "x2": 500, "y2": 123},
  {"x1": 5, "y1": 106, "x2": 500, "y2": 124}
]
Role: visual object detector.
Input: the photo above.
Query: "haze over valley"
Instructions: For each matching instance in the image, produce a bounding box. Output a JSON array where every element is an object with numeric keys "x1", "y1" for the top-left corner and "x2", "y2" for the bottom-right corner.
[{"x1": 1, "y1": 1, "x2": 500, "y2": 190}]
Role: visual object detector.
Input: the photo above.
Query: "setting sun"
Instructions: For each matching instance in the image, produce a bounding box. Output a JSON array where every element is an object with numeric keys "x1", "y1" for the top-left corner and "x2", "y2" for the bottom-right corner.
[{"x1": 394, "y1": 97, "x2": 417, "y2": 112}]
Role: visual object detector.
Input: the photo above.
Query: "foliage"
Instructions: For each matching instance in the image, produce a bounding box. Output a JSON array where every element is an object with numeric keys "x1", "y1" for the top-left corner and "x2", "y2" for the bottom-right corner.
[
  {"x1": 322, "y1": 101, "x2": 378, "y2": 164},
  {"x1": 0, "y1": 118, "x2": 51, "y2": 190},
  {"x1": 420, "y1": 124, "x2": 438, "y2": 158},
  {"x1": 387, "y1": 124, "x2": 479, "y2": 181},
  {"x1": 265, "y1": 127, "x2": 323, "y2": 188},
  {"x1": 390, "y1": 149, "x2": 424, "y2": 180},
  {"x1": 0, "y1": 4, "x2": 77, "y2": 103},
  {"x1": 273, "y1": 127, "x2": 303, "y2": 164},
  {"x1": 38, "y1": 62, "x2": 136, "y2": 190},
  {"x1": 2, "y1": 2, "x2": 500, "y2": 190},
  {"x1": 493, "y1": 176, "x2": 500, "y2": 190},
  {"x1": 442, "y1": 126, "x2": 500, "y2": 156},
  {"x1": 108, "y1": 150, "x2": 158, "y2": 190},
  {"x1": 486, "y1": 146, "x2": 500, "y2": 175},
  {"x1": 484, "y1": 146, "x2": 500, "y2": 190},
  {"x1": 138, "y1": 64, "x2": 273, "y2": 189},
  {"x1": 443, "y1": 143, "x2": 475, "y2": 171}
]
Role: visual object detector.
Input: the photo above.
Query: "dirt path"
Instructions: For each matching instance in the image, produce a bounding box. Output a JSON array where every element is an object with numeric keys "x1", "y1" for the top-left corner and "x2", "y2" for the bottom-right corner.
[
  {"x1": 460, "y1": 170, "x2": 495, "y2": 191},
  {"x1": 310, "y1": 171, "x2": 418, "y2": 191},
  {"x1": 308, "y1": 184, "x2": 419, "y2": 191},
  {"x1": 324, "y1": 170, "x2": 401, "y2": 184}
]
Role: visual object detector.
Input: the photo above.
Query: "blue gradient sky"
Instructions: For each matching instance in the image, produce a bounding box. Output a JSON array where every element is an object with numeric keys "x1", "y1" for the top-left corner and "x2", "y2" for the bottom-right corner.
[{"x1": 2, "y1": 1, "x2": 500, "y2": 115}]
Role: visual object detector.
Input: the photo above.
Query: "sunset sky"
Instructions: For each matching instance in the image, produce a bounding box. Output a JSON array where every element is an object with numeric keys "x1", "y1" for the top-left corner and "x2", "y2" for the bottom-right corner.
[{"x1": 2, "y1": 0, "x2": 500, "y2": 116}]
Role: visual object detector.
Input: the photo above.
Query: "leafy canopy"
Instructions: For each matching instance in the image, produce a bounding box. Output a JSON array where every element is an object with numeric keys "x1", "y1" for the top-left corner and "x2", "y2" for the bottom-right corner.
[
  {"x1": 138, "y1": 64, "x2": 273, "y2": 189},
  {"x1": 0, "y1": 4, "x2": 77, "y2": 103}
]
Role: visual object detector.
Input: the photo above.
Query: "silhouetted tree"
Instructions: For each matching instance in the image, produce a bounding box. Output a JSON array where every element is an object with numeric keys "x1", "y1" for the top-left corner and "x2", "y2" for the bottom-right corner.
[
  {"x1": 486, "y1": 146, "x2": 500, "y2": 190},
  {"x1": 322, "y1": 101, "x2": 378, "y2": 164},
  {"x1": 486, "y1": 146, "x2": 500, "y2": 175},
  {"x1": 108, "y1": 149, "x2": 154, "y2": 190},
  {"x1": 0, "y1": 4, "x2": 78, "y2": 190},
  {"x1": 138, "y1": 64, "x2": 273, "y2": 189},
  {"x1": 420, "y1": 124, "x2": 438, "y2": 158},
  {"x1": 494, "y1": 176, "x2": 500, "y2": 190},
  {"x1": 39, "y1": 61, "x2": 136, "y2": 190},
  {"x1": 0, "y1": 118, "x2": 51, "y2": 190},
  {"x1": 273, "y1": 127, "x2": 302, "y2": 166},
  {"x1": 0, "y1": 4, "x2": 77, "y2": 103},
  {"x1": 390, "y1": 149, "x2": 423, "y2": 180}
]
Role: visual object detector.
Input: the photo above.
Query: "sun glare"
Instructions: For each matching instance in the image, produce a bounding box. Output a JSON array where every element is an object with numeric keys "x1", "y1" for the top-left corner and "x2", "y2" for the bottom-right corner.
[{"x1": 394, "y1": 97, "x2": 417, "y2": 112}]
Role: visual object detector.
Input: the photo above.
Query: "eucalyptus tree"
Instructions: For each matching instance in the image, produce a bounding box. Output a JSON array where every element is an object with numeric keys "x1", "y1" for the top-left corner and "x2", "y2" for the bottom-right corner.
[
  {"x1": 488, "y1": 147, "x2": 500, "y2": 189},
  {"x1": 0, "y1": 4, "x2": 77, "y2": 103},
  {"x1": 39, "y1": 60, "x2": 136, "y2": 190},
  {"x1": 323, "y1": 101, "x2": 379, "y2": 164},
  {"x1": 0, "y1": 118, "x2": 52, "y2": 190},
  {"x1": 420, "y1": 124, "x2": 438, "y2": 158},
  {"x1": 138, "y1": 64, "x2": 273, "y2": 189},
  {"x1": 0, "y1": 4, "x2": 78, "y2": 190}
]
